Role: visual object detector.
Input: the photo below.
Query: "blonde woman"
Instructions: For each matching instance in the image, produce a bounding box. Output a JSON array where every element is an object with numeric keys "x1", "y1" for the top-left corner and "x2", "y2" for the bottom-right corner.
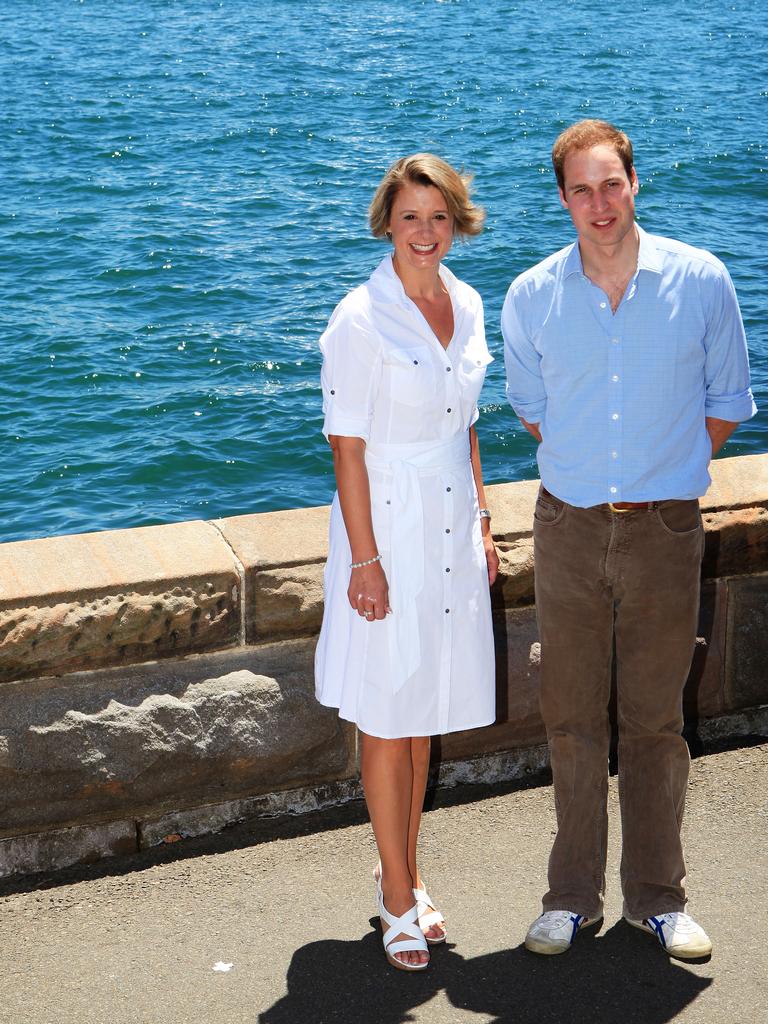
[{"x1": 315, "y1": 154, "x2": 497, "y2": 971}]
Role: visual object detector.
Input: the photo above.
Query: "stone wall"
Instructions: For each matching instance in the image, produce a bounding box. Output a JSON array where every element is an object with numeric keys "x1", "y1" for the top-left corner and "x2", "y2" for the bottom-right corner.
[{"x1": 1, "y1": 454, "x2": 767, "y2": 877}]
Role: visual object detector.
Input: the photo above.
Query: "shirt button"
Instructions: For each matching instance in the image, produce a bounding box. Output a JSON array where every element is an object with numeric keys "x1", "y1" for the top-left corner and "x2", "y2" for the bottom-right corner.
[
  {"x1": 611, "y1": 451, "x2": 618, "y2": 459},
  {"x1": 600, "y1": 301, "x2": 607, "y2": 309},
  {"x1": 330, "y1": 389, "x2": 335, "y2": 395},
  {"x1": 612, "y1": 413, "x2": 619, "y2": 420},
  {"x1": 413, "y1": 359, "x2": 419, "y2": 365},
  {"x1": 445, "y1": 528, "x2": 451, "y2": 534},
  {"x1": 611, "y1": 375, "x2": 619, "y2": 382},
  {"x1": 610, "y1": 486, "x2": 618, "y2": 494},
  {"x1": 611, "y1": 337, "x2": 620, "y2": 344},
  {"x1": 446, "y1": 366, "x2": 451, "y2": 372},
  {"x1": 447, "y1": 408, "x2": 452, "y2": 413},
  {"x1": 445, "y1": 608, "x2": 450, "y2": 614},
  {"x1": 445, "y1": 567, "x2": 451, "y2": 573},
  {"x1": 446, "y1": 486, "x2": 451, "y2": 492}
]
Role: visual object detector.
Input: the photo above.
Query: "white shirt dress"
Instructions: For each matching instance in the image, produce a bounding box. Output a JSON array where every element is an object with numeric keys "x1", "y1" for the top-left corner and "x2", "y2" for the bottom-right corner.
[{"x1": 314, "y1": 255, "x2": 496, "y2": 739}]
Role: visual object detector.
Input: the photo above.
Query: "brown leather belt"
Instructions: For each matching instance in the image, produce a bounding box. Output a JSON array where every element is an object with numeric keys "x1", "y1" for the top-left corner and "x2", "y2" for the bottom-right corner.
[
  {"x1": 607, "y1": 501, "x2": 653, "y2": 513},
  {"x1": 541, "y1": 487, "x2": 654, "y2": 513}
]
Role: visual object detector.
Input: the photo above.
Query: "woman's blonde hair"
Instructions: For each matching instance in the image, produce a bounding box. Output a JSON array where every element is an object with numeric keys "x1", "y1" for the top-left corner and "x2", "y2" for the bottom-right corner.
[{"x1": 368, "y1": 153, "x2": 485, "y2": 239}]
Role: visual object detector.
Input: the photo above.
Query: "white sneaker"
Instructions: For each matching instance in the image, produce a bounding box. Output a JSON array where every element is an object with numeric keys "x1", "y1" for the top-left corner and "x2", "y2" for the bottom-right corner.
[
  {"x1": 524, "y1": 910, "x2": 601, "y2": 955},
  {"x1": 626, "y1": 912, "x2": 712, "y2": 959}
]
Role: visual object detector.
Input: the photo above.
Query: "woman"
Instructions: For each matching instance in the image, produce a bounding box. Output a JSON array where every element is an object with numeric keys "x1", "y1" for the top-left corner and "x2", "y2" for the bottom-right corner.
[{"x1": 315, "y1": 154, "x2": 498, "y2": 971}]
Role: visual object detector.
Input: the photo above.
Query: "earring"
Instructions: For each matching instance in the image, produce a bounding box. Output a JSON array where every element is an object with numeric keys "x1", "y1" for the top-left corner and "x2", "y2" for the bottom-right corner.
[{"x1": 385, "y1": 231, "x2": 392, "y2": 241}]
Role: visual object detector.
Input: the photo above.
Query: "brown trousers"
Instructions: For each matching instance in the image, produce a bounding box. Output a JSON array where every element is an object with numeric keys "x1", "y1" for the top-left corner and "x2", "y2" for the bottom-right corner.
[{"x1": 533, "y1": 487, "x2": 704, "y2": 920}]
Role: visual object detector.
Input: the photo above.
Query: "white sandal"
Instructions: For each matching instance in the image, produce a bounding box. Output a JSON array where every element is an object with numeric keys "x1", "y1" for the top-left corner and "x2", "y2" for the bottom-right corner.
[
  {"x1": 373, "y1": 867, "x2": 429, "y2": 971},
  {"x1": 377, "y1": 888, "x2": 430, "y2": 971},
  {"x1": 413, "y1": 885, "x2": 447, "y2": 945}
]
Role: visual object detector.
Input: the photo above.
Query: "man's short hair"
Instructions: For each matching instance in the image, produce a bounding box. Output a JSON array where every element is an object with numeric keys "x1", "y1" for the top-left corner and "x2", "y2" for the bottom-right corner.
[
  {"x1": 552, "y1": 120, "x2": 634, "y2": 191},
  {"x1": 369, "y1": 153, "x2": 485, "y2": 239}
]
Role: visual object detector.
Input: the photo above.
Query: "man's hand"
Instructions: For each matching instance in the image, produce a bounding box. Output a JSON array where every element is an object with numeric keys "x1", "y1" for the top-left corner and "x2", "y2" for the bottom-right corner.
[
  {"x1": 706, "y1": 417, "x2": 739, "y2": 456},
  {"x1": 521, "y1": 418, "x2": 542, "y2": 443}
]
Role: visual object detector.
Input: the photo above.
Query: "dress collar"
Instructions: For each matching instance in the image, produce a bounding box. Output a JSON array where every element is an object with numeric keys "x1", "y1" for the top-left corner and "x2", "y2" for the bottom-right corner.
[{"x1": 367, "y1": 253, "x2": 463, "y2": 308}]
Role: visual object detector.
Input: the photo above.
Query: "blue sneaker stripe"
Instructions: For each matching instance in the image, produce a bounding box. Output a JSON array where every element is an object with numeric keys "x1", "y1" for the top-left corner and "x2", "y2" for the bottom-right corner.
[
  {"x1": 647, "y1": 916, "x2": 667, "y2": 948},
  {"x1": 569, "y1": 914, "x2": 584, "y2": 943}
]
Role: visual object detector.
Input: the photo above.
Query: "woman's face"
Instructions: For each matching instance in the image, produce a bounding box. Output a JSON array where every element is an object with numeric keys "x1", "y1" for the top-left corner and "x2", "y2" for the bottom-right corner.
[{"x1": 386, "y1": 182, "x2": 454, "y2": 272}]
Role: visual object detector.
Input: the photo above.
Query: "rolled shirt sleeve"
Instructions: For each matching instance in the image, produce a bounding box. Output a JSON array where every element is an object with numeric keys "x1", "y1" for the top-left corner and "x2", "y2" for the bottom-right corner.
[
  {"x1": 320, "y1": 300, "x2": 383, "y2": 441},
  {"x1": 703, "y1": 264, "x2": 757, "y2": 422},
  {"x1": 501, "y1": 284, "x2": 547, "y2": 424}
]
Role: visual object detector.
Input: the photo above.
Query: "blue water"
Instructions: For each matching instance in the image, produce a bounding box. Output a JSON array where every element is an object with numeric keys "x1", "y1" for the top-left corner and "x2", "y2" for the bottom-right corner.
[{"x1": 1, "y1": 0, "x2": 766, "y2": 543}]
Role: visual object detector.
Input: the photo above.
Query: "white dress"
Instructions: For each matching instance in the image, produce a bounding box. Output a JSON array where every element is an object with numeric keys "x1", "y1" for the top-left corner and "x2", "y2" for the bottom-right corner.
[{"x1": 314, "y1": 255, "x2": 496, "y2": 739}]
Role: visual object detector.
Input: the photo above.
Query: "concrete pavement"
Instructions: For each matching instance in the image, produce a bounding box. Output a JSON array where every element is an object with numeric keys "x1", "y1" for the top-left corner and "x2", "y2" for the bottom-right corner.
[{"x1": 1, "y1": 741, "x2": 766, "y2": 1024}]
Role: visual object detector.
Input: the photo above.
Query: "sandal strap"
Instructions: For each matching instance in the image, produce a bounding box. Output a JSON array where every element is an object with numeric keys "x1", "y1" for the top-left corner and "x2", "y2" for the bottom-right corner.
[
  {"x1": 417, "y1": 909, "x2": 444, "y2": 928},
  {"x1": 413, "y1": 886, "x2": 444, "y2": 924},
  {"x1": 412, "y1": 886, "x2": 435, "y2": 911},
  {"x1": 379, "y1": 899, "x2": 428, "y2": 952}
]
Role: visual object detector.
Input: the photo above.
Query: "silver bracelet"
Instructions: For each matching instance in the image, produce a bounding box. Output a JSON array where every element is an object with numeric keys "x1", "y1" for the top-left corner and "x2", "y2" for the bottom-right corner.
[
  {"x1": 350, "y1": 554, "x2": 382, "y2": 569},
  {"x1": 479, "y1": 508, "x2": 491, "y2": 520}
]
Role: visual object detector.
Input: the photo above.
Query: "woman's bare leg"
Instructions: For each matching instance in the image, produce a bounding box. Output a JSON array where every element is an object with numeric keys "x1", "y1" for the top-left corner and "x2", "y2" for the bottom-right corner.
[
  {"x1": 360, "y1": 731, "x2": 428, "y2": 967},
  {"x1": 406, "y1": 736, "x2": 445, "y2": 940}
]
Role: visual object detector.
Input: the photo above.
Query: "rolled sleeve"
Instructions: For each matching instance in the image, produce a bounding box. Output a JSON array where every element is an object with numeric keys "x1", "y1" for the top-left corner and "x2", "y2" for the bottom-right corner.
[
  {"x1": 703, "y1": 267, "x2": 757, "y2": 422},
  {"x1": 320, "y1": 301, "x2": 382, "y2": 441},
  {"x1": 501, "y1": 286, "x2": 547, "y2": 423}
]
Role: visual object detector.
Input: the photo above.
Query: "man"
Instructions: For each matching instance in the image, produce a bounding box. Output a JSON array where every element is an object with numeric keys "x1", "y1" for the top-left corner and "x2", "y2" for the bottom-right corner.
[{"x1": 502, "y1": 119, "x2": 755, "y2": 960}]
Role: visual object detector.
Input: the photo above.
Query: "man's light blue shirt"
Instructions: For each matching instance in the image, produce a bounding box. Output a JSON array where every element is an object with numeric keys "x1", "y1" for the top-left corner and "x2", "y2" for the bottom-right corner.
[{"x1": 502, "y1": 224, "x2": 757, "y2": 507}]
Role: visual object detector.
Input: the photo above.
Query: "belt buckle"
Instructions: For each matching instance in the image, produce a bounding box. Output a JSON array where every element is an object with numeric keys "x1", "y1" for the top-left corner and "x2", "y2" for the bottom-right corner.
[{"x1": 608, "y1": 502, "x2": 631, "y2": 513}]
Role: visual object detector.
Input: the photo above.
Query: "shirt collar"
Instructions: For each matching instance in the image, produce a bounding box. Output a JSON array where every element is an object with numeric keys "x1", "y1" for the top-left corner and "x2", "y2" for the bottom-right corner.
[
  {"x1": 563, "y1": 222, "x2": 664, "y2": 279},
  {"x1": 635, "y1": 223, "x2": 664, "y2": 274}
]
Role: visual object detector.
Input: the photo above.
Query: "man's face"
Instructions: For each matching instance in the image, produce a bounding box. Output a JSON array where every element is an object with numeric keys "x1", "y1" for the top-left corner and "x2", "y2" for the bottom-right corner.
[{"x1": 559, "y1": 143, "x2": 639, "y2": 250}]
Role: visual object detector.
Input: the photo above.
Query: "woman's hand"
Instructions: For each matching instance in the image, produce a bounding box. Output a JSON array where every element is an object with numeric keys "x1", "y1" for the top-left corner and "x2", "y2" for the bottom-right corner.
[
  {"x1": 348, "y1": 559, "x2": 391, "y2": 621},
  {"x1": 482, "y1": 530, "x2": 499, "y2": 586}
]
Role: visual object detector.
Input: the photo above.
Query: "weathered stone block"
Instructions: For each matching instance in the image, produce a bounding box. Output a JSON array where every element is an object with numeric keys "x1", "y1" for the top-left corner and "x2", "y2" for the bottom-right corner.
[
  {"x1": 684, "y1": 581, "x2": 726, "y2": 720},
  {"x1": 440, "y1": 607, "x2": 545, "y2": 762},
  {"x1": 702, "y1": 507, "x2": 768, "y2": 579},
  {"x1": 0, "y1": 521, "x2": 240, "y2": 682},
  {"x1": 215, "y1": 508, "x2": 330, "y2": 642},
  {"x1": 485, "y1": 479, "x2": 538, "y2": 541},
  {"x1": 724, "y1": 574, "x2": 768, "y2": 711},
  {"x1": 702, "y1": 452, "x2": 768, "y2": 512},
  {"x1": 0, "y1": 820, "x2": 136, "y2": 878},
  {"x1": 0, "y1": 643, "x2": 355, "y2": 836},
  {"x1": 493, "y1": 536, "x2": 535, "y2": 608},
  {"x1": 250, "y1": 564, "x2": 325, "y2": 642}
]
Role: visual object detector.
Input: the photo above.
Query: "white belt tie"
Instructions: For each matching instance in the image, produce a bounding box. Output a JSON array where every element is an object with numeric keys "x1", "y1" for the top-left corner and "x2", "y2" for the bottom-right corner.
[{"x1": 365, "y1": 432, "x2": 472, "y2": 695}]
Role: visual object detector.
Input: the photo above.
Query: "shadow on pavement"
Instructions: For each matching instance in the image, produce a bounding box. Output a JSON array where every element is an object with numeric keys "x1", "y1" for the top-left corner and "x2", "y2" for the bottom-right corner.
[{"x1": 259, "y1": 919, "x2": 711, "y2": 1024}]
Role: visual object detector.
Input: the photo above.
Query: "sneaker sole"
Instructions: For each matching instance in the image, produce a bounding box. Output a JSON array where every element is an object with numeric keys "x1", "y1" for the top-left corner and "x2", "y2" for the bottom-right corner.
[
  {"x1": 625, "y1": 917, "x2": 713, "y2": 959},
  {"x1": 524, "y1": 916, "x2": 602, "y2": 956}
]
